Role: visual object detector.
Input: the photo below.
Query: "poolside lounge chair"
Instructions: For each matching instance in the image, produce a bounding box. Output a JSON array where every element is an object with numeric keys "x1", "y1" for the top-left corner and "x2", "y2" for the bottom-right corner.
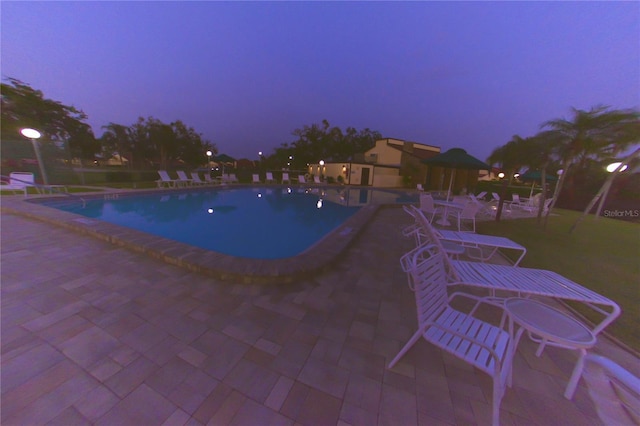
[
  {"x1": 582, "y1": 354, "x2": 640, "y2": 425},
  {"x1": 298, "y1": 175, "x2": 307, "y2": 184},
  {"x1": 1, "y1": 172, "x2": 35, "y2": 197},
  {"x1": 176, "y1": 171, "x2": 193, "y2": 186},
  {"x1": 252, "y1": 174, "x2": 261, "y2": 184},
  {"x1": 281, "y1": 173, "x2": 290, "y2": 184},
  {"x1": 190, "y1": 172, "x2": 208, "y2": 186},
  {"x1": 313, "y1": 175, "x2": 322, "y2": 184},
  {"x1": 265, "y1": 172, "x2": 275, "y2": 184},
  {"x1": 389, "y1": 244, "x2": 514, "y2": 426},
  {"x1": 204, "y1": 174, "x2": 218, "y2": 185},
  {"x1": 228, "y1": 174, "x2": 239, "y2": 183},
  {"x1": 156, "y1": 170, "x2": 178, "y2": 188}
]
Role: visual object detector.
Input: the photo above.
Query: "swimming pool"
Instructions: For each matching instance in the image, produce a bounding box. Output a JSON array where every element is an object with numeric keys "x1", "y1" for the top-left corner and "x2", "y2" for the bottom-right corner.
[{"x1": 39, "y1": 186, "x2": 417, "y2": 260}]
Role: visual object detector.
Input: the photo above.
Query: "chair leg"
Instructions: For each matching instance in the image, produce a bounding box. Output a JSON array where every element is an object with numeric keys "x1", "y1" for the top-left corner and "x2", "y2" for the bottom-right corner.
[
  {"x1": 492, "y1": 378, "x2": 503, "y2": 426},
  {"x1": 564, "y1": 348, "x2": 587, "y2": 400},
  {"x1": 388, "y1": 330, "x2": 423, "y2": 368}
]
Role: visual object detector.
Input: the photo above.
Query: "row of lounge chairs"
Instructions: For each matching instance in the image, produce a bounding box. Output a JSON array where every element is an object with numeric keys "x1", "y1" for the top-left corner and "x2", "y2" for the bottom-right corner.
[
  {"x1": 157, "y1": 170, "x2": 324, "y2": 188},
  {"x1": 391, "y1": 203, "x2": 628, "y2": 426},
  {"x1": 252, "y1": 173, "x2": 322, "y2": 185}
]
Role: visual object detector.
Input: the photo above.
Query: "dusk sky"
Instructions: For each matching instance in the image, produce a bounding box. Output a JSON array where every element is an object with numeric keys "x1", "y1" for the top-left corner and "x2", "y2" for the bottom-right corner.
[{"x1": 2, "y1": 1, "x2": 638, "y2": 162}]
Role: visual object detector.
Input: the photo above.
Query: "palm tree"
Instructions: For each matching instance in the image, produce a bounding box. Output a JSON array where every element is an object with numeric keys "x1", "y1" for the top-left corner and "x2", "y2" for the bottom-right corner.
[
  {"x1": 542, "y1": 106, "x2": 640, "y2": 213},
  {"x1": 487, "y1": 135, "x2": 529, "y2": 221},
  {"x1": 101, "y1": 122, "x2": 132, "y2": 169}
]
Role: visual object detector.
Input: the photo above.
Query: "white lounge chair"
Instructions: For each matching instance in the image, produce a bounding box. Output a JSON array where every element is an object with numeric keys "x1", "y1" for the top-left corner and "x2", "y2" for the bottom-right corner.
[
  {"x1": 313, "y1": 175, "x2": 322, "y2": 184},
  {"x1": 176, "y1": 171, "x2": 193, "y2": 186},
  {"x1": 228, "y1": 174, "x2": 239, "y2": 183},
  {"x1": 298, "y1": 175, "x2": 307, "y2": 184},
  {"x1": 1, "y1": 172, "x2": 35, "y2": 197},
  {"x1": 156, "y1": 170, "x2": 178, "y2": 188},
  {"x1": 509, "y1": 194, "x2": 534, "y2": 212},
  {"x1": 389, "y1": 244, "x2": 514, "y2": 426},
  {"x1": 190, "y1": 172, "x2": 208, "y2": 186},
  {"x1": 204, "y1": 174, "x2": 217, "y2": 185},
  {"x1": 281, "y1": 173, "x2": 290, "y2": 184},
  {"x1": 265, "y1": 172, "x2": 275, "y2": 184},
  {"x1": 252, "y1": 174, "x2": 261, "y2": 184},
  {"x1": 445, "y1": 201, "x2": 480, "y2": 232},
  {"x1": 582, "y1": 354, "x2": 640, "y2": 425}
]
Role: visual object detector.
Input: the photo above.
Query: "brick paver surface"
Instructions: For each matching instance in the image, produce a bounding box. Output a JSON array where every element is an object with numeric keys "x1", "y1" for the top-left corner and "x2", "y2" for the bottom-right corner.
[{"x1": 1, "y1": 207, "x2": 637, "y2": 425}]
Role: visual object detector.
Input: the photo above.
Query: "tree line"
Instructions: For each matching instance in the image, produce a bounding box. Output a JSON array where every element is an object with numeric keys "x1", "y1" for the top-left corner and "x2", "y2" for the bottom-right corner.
[
  {"x1": 1, "y1": 78, "x2": 215, "y2": 170},
  {"x1": 487, "y1": 105, "x2": 640, "y2": 227}
]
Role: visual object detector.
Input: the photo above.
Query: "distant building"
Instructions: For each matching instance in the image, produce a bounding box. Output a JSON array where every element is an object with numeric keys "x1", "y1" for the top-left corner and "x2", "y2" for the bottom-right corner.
[{"x1": 309, "y1": 138, "x2": 441, "y2": 188}]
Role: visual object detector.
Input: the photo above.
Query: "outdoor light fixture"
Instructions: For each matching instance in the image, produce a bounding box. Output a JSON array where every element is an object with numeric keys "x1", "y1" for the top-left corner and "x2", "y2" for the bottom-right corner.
[
  {"x1": 319, "y1": 160, "x2": 325, "y2": 166},
  {"x1": 606, "y1": 162, "x2": 628, "y2": 173},
  {"x1": 20, "y1": 128, "x2": 48, "y2": 185},
  {"x1": 498, "y1": 172, "x2": 505, "y2": 179},
  {"x1": 514, "y1": 173, "x2": 520, "y2": 179},
  {"x1": 258, "y1": 151, "x2": 263, "y2": 157},
  {"x1": 207, "y1": 208, "x2": 214, "y2": 214}
]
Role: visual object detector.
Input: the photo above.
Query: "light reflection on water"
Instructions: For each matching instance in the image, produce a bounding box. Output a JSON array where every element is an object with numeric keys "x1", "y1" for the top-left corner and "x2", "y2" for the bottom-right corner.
[{"x1": 44, "y1": 187, "x2": 417, "y2": 259}]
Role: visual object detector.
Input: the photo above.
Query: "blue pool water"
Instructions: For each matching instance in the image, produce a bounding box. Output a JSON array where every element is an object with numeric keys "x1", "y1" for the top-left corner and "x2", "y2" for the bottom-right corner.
[{"x1": 42, "y1": 187, "x2": 417, "y2": 259}]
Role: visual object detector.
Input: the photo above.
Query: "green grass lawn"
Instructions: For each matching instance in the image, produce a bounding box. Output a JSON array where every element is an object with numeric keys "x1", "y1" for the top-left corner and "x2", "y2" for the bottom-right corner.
[{"x1": 477, "y1": 209, "x2": 640, "y2": 353}]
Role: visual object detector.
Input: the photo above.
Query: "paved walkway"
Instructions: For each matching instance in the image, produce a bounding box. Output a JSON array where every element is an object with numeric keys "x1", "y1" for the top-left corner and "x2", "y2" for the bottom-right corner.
[{"x1": 1, "y1": 207, "x2": 637, "y2": 425}]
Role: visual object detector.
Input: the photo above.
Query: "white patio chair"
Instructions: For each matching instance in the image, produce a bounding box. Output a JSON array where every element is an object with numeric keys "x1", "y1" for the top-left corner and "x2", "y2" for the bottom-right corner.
[
  {"x1": 190, "y1": 172, "x2": 207, "y2": 186},
  {"x1": 445, "y1": 201, "x2": 480, "y2": 232},
  {"x1": 1, "y1": 172, "x2": 35, "y2": 196},
  {"x1": 476, "y1": 191, "x2": 487, "y2": 200},
  {"x1": 281, "y1": 172, "x2": 290, "y2": 184},
  {"x1": 252, "y1": 174, "x2": 261, "y2": 184},
  {"x1": 582, "y1": 354, "x2": 640, "y2": 425},
  {"x1": 389, "y1": 244, "x2": 514, "y2": 426},
  {"x1": 314, "y1": 175, "x2": 322, "y2": 184},
  {"x1": 228, "y1": 174, "x2": 239, "y2": 183},
  {"x1": 298, "y1": 175, "x2": 307, "y2": 184},
  {"x1": 156, "y1": 170, "x2": 178, "y2": 188},
  {"x1": 509, "y1": 194, "x2": 534, "y2": 212},
  {"x1": 176, "y1": 171, "x2": 193, "y2": 186},
  {"x1": 419, "y1": 193, "x2": 443, "y2": 224},
  {"x1": 204, "y1": 174, "x2": 218, "y2": 185},
  {"x1": 265, "y1": 172, "x2": 275, "y2": 183},
  {"x1": 401, "y1": 206, "x2": 465, "y2": 266}
]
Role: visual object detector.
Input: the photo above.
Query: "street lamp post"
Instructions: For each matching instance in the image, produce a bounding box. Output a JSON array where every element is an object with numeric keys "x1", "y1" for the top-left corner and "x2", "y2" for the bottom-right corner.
[{"x1": 20, "y1": 128, "x2": 48, "y2": 185}]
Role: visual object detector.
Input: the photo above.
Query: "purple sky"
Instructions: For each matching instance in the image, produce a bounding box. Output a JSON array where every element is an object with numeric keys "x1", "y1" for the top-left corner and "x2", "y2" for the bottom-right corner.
[{"x1": 2, "y1": 2, "x2": 638, "y2": 162}]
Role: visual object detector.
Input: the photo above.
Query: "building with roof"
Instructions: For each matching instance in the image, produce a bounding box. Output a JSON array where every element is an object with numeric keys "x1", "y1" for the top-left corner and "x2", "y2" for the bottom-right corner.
[{"x1": 309, "y1": 138, "x2": 441, "y2": 187}]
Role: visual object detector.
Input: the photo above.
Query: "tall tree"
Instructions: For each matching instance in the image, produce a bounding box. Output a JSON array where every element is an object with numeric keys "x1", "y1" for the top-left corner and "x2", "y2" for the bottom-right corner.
[
  {"x1": 487, "y1": 135, "x2": 529, "y2": 221},
  {"x1": 276, "y1": 120, "x2": 380, "y2": 169},
  {"x1": 1, "y1": 77, "x2": 98, "y2": 164},
  {"x1": 542, "y1": 106, "x2": 640, "y2": 213},
  {"x1": 100, "y1": 122, "x2": 133, "y2": 169}
]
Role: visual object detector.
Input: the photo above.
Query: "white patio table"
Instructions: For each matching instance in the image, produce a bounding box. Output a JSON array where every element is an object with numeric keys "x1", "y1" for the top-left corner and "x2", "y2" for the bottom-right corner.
[
  {"x1": 433, "y1": 200, "x2": 464, "y2": 226},
  {"x1": 448, "y1": 260, "x2": 620, "y2": 336},
  {"x1": 437, "y1": 230, "x2": 527, "y2": 266},
  {"x1": 447, "y1": 260, "x2": 620, "y2": 400}
]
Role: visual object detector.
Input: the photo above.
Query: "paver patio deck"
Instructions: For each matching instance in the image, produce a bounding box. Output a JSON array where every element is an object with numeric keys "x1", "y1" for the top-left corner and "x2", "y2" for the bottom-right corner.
[{"x1": 1, "y1": 203, "x2": 638, "y2": 425}]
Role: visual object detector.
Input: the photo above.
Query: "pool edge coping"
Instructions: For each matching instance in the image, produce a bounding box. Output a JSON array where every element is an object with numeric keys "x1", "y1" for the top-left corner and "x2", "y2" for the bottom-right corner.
[{"x1": 1, "y1": 188, "x2": 394, "y2": 284}]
